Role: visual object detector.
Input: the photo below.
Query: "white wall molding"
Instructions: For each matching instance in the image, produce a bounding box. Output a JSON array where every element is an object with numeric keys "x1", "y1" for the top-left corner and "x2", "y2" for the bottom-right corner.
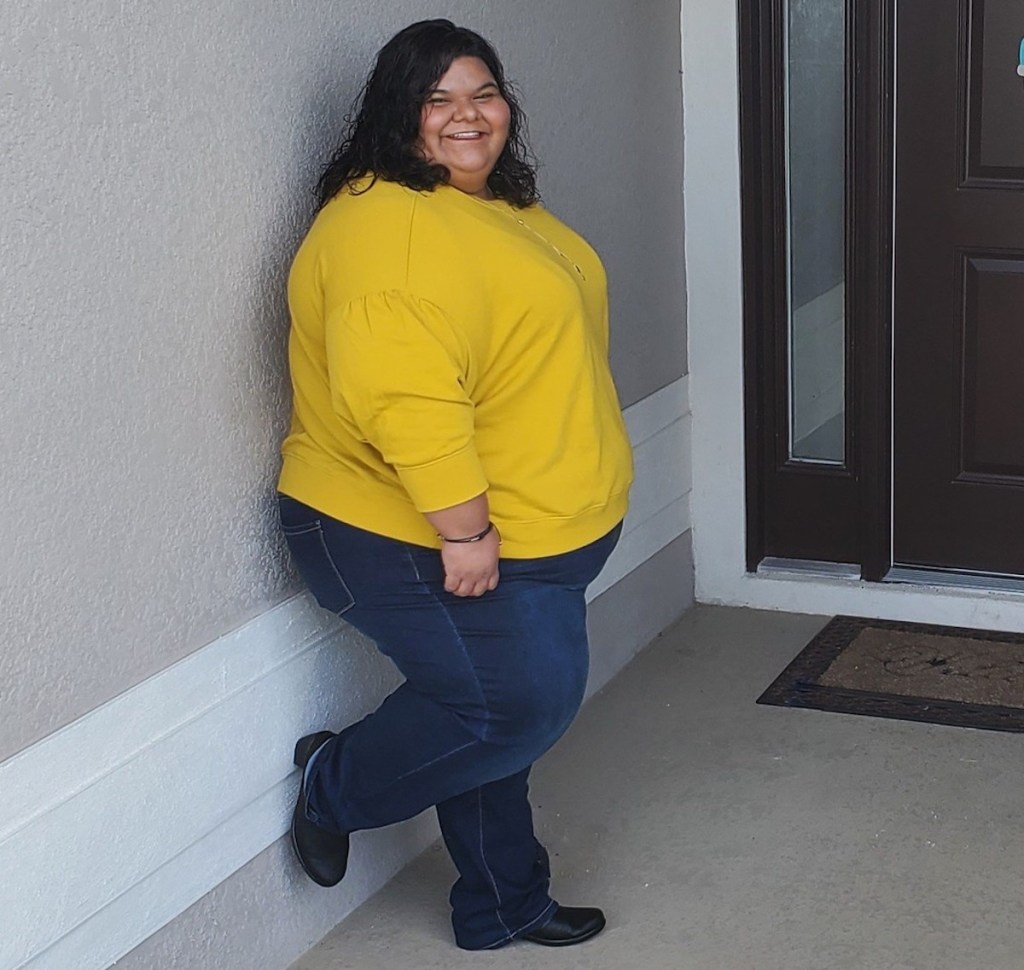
[
  {"x1": 0, "y1": 597, "x2": 426, "y2": 970},
  {"x1": 1, "y1": 376, "x2": 691, "y2": 970},
  {"x1": 590, "y1": 376, "x2": 692, "y2": 599}
]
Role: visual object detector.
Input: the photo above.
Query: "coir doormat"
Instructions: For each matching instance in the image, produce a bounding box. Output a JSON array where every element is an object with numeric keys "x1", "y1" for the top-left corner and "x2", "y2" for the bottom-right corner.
[{"x1": 757, "y1": 615, "x2": 1024, "y2": 733}]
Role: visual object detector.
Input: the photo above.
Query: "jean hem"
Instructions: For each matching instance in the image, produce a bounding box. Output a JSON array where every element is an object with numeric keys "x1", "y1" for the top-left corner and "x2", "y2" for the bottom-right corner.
[{"x1": 458, "y1": 898, "x2": 559, "y2": 952}]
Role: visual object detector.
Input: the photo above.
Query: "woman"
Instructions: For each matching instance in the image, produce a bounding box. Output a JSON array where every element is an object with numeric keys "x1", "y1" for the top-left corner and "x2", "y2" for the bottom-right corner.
[{"x1": 278, "y1": 19, "x2": 633, "y2": 951}]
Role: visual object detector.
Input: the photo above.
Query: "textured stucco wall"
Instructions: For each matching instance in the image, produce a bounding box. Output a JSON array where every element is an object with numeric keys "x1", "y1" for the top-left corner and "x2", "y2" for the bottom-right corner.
[{"x1": 0, "y1": 0, "x2": 685, "y2": 762}]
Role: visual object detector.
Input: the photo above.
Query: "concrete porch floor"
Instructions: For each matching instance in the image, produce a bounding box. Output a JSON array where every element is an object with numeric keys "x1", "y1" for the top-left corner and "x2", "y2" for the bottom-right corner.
[{"x1": 289, "y1": 606, "x2": 1024, "y2": 970}]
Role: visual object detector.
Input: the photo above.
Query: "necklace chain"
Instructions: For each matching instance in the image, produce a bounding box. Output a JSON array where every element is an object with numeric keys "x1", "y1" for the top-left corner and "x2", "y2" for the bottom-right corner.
[{"x1": 473, "y1": 198, "x2": 587, "y2": 281}]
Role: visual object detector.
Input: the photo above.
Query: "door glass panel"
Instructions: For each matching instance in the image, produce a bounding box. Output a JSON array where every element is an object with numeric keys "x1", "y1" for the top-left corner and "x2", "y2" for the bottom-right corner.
[{"x1": 786, "y1": 0, "x2": 847, "y2": 463}]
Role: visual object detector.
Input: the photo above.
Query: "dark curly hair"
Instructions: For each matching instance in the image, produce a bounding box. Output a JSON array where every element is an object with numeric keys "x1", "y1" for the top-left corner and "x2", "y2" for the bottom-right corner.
[{"x1": 316, "y1": 20, "x2": 539, "y2": 209}]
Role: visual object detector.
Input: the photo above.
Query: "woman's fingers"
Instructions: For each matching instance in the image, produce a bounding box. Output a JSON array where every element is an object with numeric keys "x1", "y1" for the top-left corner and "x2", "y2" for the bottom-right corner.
[
  {"x1": 441, "y1": 535, "x2": 501, "y2": 596},
  {"x1": 444, "y1": 569, "x2": 499, "y2": 597},
  {"x1": 449, "y1": 573, "x2": 497, "y2": 597}
]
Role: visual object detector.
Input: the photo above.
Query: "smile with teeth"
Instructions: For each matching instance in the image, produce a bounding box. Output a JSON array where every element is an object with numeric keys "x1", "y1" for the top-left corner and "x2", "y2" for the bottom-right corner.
[{"x1": 447, "y1": 131, "x2": 486, "y2": 140}]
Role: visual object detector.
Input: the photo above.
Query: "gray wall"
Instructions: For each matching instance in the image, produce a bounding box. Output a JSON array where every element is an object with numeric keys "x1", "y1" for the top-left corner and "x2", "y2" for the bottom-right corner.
[
  {"x1": 3, "y1": 1, "x2": 688, "y2": 966},
  {"x1": 0, "y1": 0, "x2": 687, "y2": 764}
]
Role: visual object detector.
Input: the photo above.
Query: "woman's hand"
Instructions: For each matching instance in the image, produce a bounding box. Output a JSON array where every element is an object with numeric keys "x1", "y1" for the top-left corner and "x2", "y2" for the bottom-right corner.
[
  {"x1": 440, "y1": 528, "x2": 501, "y2": 597},
  {"x1": 424, "y1": 493, "x2": 500, "y2": 597}
]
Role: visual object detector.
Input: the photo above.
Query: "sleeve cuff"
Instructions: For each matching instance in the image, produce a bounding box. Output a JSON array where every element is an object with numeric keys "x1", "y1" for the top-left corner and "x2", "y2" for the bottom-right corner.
[{"x1": 395, "y1": 444, "x2": 489, "y2": 513}]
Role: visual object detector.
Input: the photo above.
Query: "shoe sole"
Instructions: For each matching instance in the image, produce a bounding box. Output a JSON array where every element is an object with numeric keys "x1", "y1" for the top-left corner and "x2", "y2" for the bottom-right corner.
[{"x1": 524, "y1": 919, "x2": 606, "y2": 947}]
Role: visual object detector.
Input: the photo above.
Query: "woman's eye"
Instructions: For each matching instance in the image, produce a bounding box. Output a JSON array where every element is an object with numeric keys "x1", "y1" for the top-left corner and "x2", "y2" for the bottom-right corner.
[{"x1": 427, "y1": 97, "x2": 448, "y2": 105}]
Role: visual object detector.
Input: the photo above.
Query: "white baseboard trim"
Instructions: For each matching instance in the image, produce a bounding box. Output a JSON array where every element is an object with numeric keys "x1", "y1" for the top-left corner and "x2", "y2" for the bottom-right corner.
[{"x1": 1, "y1": 375, "x2": 690, "y2": 970}]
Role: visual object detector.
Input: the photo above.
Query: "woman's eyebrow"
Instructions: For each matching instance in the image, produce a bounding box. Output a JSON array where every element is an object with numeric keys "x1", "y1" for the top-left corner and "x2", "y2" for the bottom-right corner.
[{"x1": 430, "y1": 81, "x2": 499, "y2": 94}]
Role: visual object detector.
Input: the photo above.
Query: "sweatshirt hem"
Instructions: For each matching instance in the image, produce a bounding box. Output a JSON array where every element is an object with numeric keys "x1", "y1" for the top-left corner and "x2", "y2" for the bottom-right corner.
[{"x1": 278, "y1": 456, "x2": 629, "y2": 558}]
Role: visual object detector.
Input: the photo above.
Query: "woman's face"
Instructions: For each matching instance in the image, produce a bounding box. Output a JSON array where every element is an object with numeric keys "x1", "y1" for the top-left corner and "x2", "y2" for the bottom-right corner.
[{"x1": 418, "y1": 56, "x2": 511, "y2": 199}]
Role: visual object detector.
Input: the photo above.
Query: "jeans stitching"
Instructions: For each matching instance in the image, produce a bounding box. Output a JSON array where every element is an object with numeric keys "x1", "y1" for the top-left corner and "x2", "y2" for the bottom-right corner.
[
  {"x1": 405, "y1": 545, "x2": 425, "y2": 583},
  {"x1": 331, "y1": 738, "x2": 480, "y2": 830},
  {"x1": 313, "y1": 525, "x2": 356, "y2": 615},
  {"x1": 476, "y1": 787, "x2": 514, "y2": 942},
  {"x1": 481, "y1": 898, "x2": 559, "y2": 949},
  {"x1": 402, "y1": 546, "x2": 491, "y2": 742},
  {"x1": 390, "y1": 739, "x2": 476, "y2": 784}
]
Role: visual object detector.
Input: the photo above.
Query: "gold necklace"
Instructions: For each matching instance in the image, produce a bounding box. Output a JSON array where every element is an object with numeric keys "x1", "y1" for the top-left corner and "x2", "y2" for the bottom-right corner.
[{"x1": 470, "y1": 196, "x2": 587, "y2": 281}]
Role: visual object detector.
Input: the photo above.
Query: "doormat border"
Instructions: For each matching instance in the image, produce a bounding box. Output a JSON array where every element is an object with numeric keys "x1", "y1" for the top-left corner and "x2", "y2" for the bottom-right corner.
[{"x1": 757, "y1": 615, "x2": 1024, "y2": 733}]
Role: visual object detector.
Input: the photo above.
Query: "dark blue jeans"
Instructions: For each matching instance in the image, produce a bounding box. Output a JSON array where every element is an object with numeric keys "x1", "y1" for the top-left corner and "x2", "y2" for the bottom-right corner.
[{"x1": 278, "y1": 495, "x2": 620, "y2": 950}]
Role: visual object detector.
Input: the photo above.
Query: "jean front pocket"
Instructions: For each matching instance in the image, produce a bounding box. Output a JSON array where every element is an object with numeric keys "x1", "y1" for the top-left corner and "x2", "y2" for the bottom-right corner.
[{"x1": 280, "y1": 516, "x2": 356, "y2": 616}]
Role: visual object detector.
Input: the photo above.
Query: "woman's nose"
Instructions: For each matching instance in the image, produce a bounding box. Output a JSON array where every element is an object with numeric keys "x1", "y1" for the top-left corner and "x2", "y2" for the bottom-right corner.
[{"x1": 452, "y1": 97, "x2": 480, "y2": 121}]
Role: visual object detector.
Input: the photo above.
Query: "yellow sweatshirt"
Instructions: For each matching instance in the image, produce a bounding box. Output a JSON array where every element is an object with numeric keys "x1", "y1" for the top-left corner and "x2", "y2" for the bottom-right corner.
[{"x1": 278, "y1": 178, "x2": 633, "y2": 558}]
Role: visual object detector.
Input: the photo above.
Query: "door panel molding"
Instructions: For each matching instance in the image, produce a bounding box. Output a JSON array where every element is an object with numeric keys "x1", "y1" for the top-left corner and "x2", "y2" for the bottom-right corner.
[
  {"x1": 956, "y1": 250, "x2": 1024, "y2": 481},
  {"x1": 962, "y1": 0, "x2": 1024, "y2": 188}
]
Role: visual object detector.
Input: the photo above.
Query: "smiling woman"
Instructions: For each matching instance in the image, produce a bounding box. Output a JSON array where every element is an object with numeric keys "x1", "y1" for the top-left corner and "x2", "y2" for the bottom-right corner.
[
  {"x1": 418, "y1": 58, "x2": 511, "y2": 198},
  {"x1": 315, "y1": 19, "x2": 538, "y2": 208},
  {"x1": 276, "y1": 19, "x2": 633, "y2": 953}
]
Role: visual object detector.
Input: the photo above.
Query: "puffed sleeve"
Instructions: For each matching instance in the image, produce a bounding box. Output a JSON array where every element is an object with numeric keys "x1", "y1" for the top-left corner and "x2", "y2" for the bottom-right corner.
[{"x1": 326, "y1": 290, "x2": 489, "y2": 513}]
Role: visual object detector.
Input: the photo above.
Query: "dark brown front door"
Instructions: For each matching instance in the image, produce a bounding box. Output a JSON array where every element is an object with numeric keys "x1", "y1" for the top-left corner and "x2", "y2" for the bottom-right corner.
[{"x1": 893, "y1": 0, "x2": 1024, "y2": 576}]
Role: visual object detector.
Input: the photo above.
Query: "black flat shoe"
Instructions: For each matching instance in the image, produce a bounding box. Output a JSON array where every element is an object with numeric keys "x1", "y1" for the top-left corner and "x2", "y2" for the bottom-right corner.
[
  {"x1": 291, "y1": 731, "x2": 349, "y2": 888},
  {"x1": 294, "y1": 731, "x2": 336, "y2": 771},
  {"x1": 523, "y1": 906, "x2": 606, "y2": 947}
]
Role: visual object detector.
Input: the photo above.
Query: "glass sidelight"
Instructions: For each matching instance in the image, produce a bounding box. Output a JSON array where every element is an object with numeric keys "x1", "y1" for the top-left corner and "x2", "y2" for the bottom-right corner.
[{"x1": 785, "y1": 0, "x2": 847, "y2": 463}]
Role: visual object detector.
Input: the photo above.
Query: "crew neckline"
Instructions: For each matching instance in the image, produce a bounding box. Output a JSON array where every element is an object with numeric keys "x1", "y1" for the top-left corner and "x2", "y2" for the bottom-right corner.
[{"x1": 444, "y1": 184, "x2": 510, "y2": 208}]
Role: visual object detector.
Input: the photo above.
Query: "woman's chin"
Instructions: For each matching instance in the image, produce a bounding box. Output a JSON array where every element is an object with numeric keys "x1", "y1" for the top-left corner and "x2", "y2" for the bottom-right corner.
[{"x1": 447, "y1": 170, "x2": 496, "y2": 196}]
